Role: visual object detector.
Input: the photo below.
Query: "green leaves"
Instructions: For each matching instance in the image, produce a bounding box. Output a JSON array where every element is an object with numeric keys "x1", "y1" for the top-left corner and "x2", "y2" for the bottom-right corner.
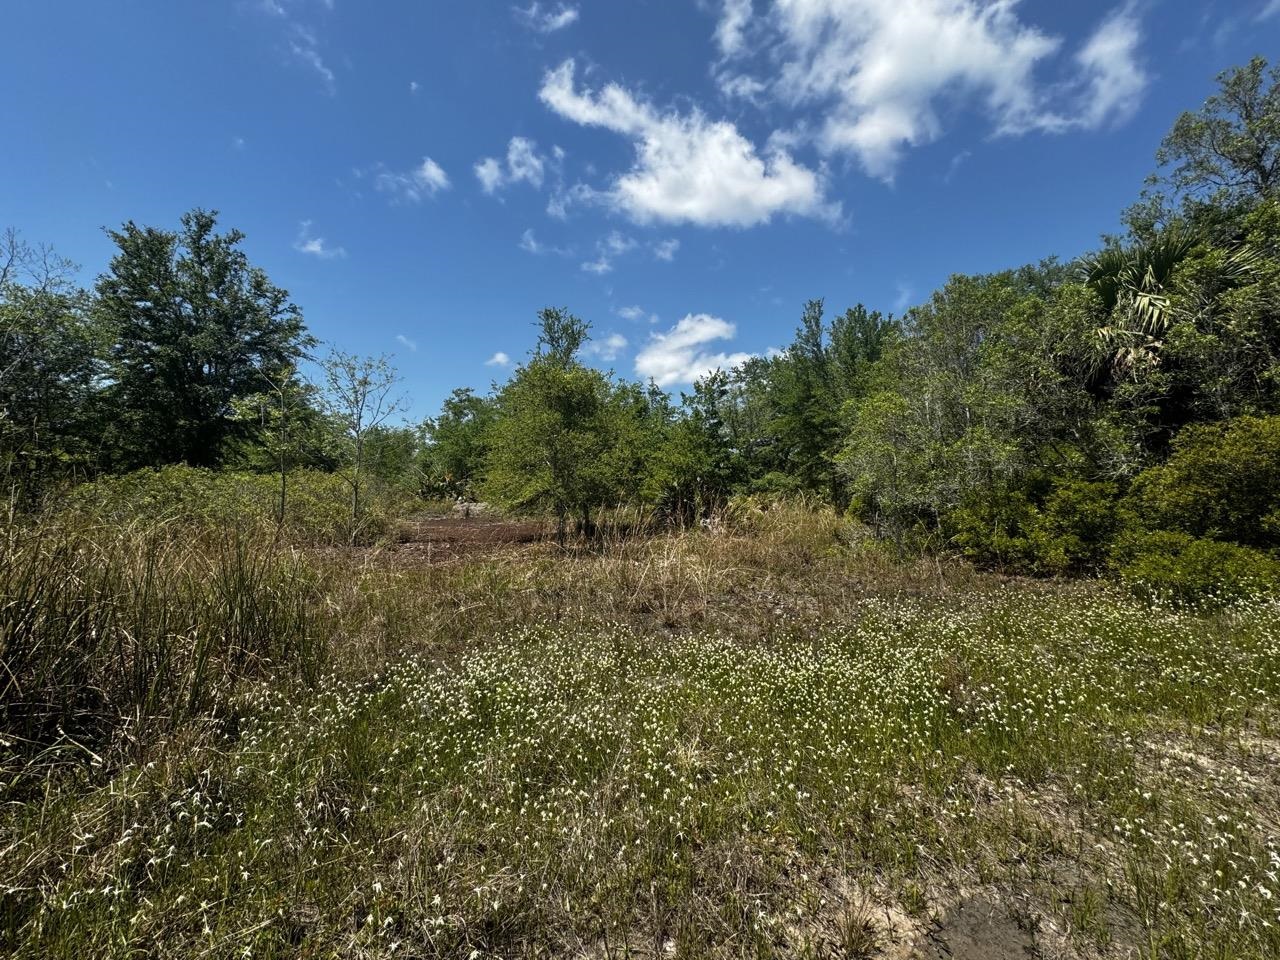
[
  {"x1": 1155, "y1": 56, "x2": 1280, "y2": 205},
  {"x1": 94, "y1": 209, "x2": 311, "y2": 470}
]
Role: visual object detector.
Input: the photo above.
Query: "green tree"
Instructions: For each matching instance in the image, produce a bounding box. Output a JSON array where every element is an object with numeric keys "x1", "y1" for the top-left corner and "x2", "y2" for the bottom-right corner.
[
  {"x1": 841, "y1": 270, "x2": 1104, "y2": 544},
  {"x1": 231, "y1": 364, "x2": 319, "y2": 526},
  {"x1": 95, "y1": 209, "x2": 311, "y2": 469},
  {"x1": 1155, "y1": 56, "x2": 1280, "y2": 207},
  {"x1": 1127, "y1": 415, "x2": 1280, "y2": 550},
  {"x1": 643, "y1": 373, "x2": 740, "y2": 522},
  {"x1": 0, "y1": 230, "x2": 102, "y2": 496},
  {"x1": 422, "y1": 387, "x2": 497, "y2": 498},
  {"x1": 483, "y1": 308, "x2": 622, "y2": 543}
]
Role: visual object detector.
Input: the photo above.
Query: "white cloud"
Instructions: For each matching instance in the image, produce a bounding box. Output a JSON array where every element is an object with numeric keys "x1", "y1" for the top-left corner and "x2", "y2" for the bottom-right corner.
[
  {"x1": 718, "y1": 0, "x2": 1149, "y2": 181},
  {"x1": 581, "y1": 231, "x2": 636, "y2": 274},
  {"x1": 635, "y1": 313, "x2": 752, "y2": 386},
  {"x1": 584, "y1": 332, "x2": 629, "y2": 362},
  {"x1": 1260, "y1": 0, "x2": 1280, "y2": 20},
  {"x1": 546, "y1": 182, "x2": 599, "y2": 219},
  {"x1": 286, "y1": 23, "x2": 336, "y2": 95},
  {"x1": 474, "y1": 137, "x2": 546, "y2": 195},
  {"x1": 715, "y1": 0, "x2": 754, "y2": 57},
  {"x1": 944, "y1": 149, "x2": 972, "y2": 183},
  {"x1": 515, "y1": 2, "x2": 579, "y2": 32},
  {"x1": 475, "y1": 157, "x2": 504, "y2": 194},
  {"x1": 617, "y1": 305, "x2": 648, "y2": 321},
  {"x1": 293, "y1": 220, "x2": 346, "y2": 259},
  {"x1": 485, "y1": 351, "x2": 512, "y2": 367},
  {"x1": 410, "y1": 80, "x2": 420, "y2": 94},
  {"x1": 1065, "y1": 4, "x2": 1148, "y2": 130},
  {"x1": 519, "y1": 228, "x2": 543, "y2": 253},
  {"x1": 254, "y1": 2, "x2": 338, "y2": 94},
  {"x1": 892, "y1": 281, "x2": 914, "y2": 314},
  {"x1": 717, "y1": 73, "x2": 768, "y2": 102},
  {"x1": 539, "y1": 59, "x2": 835, "y2": 227},
  {"x1": 652, "y1": 239, "x2": 680, "y2": 261},
  {"x1": 232, "y1": 136, "x2": 246, "y2": 151},
  {"x1": 396, "y1": 334, "x2": 418, "y2": 352},
  {"x1": 373, "y1": 157, "x2": 451, "y2": 203},
  {"x1": 518, "y1": 228, "x2": 573, "y2": 257}
]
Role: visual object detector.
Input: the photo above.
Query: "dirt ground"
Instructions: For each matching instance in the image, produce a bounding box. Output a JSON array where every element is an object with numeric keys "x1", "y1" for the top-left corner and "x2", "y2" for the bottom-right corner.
[{"x1": 389, "y1": 515, "x2": 548, "y2": 564}]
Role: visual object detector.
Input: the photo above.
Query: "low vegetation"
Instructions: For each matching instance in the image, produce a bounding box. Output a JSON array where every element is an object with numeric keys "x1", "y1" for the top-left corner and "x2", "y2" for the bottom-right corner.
[{"x1": 3, "y1": 504, "x2": 1279, "y2": 958}]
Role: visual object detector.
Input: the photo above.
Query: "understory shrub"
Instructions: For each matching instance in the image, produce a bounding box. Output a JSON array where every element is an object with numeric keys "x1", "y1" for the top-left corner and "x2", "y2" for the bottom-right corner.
[
  {"x1": 1112, "y1": 529, "x2": 1280, "y2": 605},
  {"x1": 950, "y1": 478, "x2": 1122, "y2": 576},
  {"x1": 1127, "y1": 415, "x2": 1280, "y2": 550}
]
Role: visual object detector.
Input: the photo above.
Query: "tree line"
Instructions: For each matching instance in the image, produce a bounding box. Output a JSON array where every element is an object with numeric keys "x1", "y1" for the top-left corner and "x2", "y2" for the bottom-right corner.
[{"x1": 4, "y1": 57, "x2": 1279, "y2": 591}]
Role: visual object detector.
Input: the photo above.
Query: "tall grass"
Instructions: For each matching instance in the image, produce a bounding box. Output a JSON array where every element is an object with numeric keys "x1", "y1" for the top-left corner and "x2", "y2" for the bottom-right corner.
[{"x1": 0, "y1": 513, "x2": 327, "y2": 762}]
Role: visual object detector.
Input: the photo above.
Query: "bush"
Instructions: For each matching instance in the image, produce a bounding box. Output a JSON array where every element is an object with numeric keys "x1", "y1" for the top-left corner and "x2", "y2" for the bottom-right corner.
[
  {"x1": 950, "y1": 478, "x2": 1123, "y2": 575},
  {"x1": 58, "y1": 466, "x2": 407, "y2": 545},
  {"x1": 1128, "y1": 415, "x2": 1280, "y2": 550},
  {"x1": 1112, "y1": 530, "x2": 1280, "y2": 605}
]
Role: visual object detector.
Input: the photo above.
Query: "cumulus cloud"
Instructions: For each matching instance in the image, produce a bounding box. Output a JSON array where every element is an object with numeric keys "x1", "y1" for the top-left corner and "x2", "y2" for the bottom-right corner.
[
  {"x1": 485, "y1": 351, "x2": 512, "y2": 367},
  {"x1": 539, "y1": 59, "x2": 835, "y2": 227},
  {"x1": 716, "y1": 0, "x2": 1149, "y2": 181},
  {"x1": 635, "y1": 314, "x2": 752, "y2": 386},
  {"x1": 584, "y1": 332, "x2": 629, "y2": 362},
  {"x1": 475, "y1": 137, "x2": 547, "y2": 194},
  {"x1": 373, "y1": 157, "x2": 451, "y2": 203},
  {"x1": 617, "y1": 305, "x2": 649, "y2": 322},
  {"x1": 515, "y1": 2, "x2": 579, "y2": 32},
  {"x1": 293, "y1": 220, "x2": 345, "y2": 259}
]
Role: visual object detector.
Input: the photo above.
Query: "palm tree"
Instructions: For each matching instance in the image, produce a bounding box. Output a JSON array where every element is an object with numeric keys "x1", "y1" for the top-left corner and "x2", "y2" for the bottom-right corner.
[{"x1": 1079, "y1": 230, "x2": 1257, "y2": 385}]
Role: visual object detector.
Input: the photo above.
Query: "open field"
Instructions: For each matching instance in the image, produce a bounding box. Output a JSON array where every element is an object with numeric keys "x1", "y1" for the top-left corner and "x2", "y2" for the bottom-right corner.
[{"x1": 2, "y1": 508, "x2": 1278, "y2": 959}]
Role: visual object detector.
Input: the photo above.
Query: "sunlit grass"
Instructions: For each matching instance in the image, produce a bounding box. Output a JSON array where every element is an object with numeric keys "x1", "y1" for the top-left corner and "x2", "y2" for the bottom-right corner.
[{"x1": 4, "y1": 563, "x2": 1278, "y2": 957}]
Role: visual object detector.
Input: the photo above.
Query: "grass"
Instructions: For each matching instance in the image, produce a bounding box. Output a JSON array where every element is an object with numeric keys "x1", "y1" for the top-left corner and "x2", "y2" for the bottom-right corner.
[{"x1": 2, "y1": 502, "x2": 1279, "y2": 958}]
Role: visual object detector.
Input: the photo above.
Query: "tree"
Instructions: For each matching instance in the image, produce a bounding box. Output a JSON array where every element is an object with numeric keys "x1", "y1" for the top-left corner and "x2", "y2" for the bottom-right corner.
[
  {"x1": 422, "y1": 388, "x2": 497, "y2": 498},
  {"x1": 1155, "y1": 56, "x2": 1280, "y2": 208},
  {"x1": 232, "y1": 364, "x2": 318, "y2": 526},
  {"x1": 320, "y1": 350, "x2": 404, "y2": 542},
  {"x1": 0, "y1": 230, "x2": 102, "y2": 496},
  {"x1": 840, "y1": 270, "x2": 1104, "y2": 544},
  {"x1": 1079, "y1": 230, "x2": 1200, "y2": 385},
  {"x1": 483, "y1": 308, "x2": 620, "y2": 544},
  {"x1": 94, "y1": 209, "x2": 311, "y2": 469},
  {"x1": 644, "y1": 372, "x2": 740, "y2": 522}
]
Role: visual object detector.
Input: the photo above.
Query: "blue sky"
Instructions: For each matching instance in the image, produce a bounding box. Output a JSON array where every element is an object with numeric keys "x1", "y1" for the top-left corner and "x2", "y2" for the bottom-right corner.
[{"x1": 3, "y1": 1, "x2": 1278, "y2": 420}]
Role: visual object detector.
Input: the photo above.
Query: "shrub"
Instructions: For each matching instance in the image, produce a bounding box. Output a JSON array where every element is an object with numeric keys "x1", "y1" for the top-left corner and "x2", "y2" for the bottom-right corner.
[
  {"x1": 1127, "y1": 415, "x2": 1280, "y2": 550},
  {"x1": 949, "y1": 478, "x2": 1123, "y2": 575},
  {"x1": 1112, "y1": 530, "x2": 1280, "y2": 605}
]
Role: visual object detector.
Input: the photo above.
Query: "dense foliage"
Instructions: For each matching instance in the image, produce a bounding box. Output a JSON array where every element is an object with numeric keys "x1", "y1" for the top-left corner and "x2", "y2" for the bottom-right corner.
[{"x1": 2, "y1": 58, "x2": 1279, "y2": 600}]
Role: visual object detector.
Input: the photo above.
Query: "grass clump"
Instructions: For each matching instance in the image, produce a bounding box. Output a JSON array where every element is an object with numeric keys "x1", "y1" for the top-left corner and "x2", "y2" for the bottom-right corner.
[{"x1": 0, "y1": 513, "x2": 327, "y2": 764}]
